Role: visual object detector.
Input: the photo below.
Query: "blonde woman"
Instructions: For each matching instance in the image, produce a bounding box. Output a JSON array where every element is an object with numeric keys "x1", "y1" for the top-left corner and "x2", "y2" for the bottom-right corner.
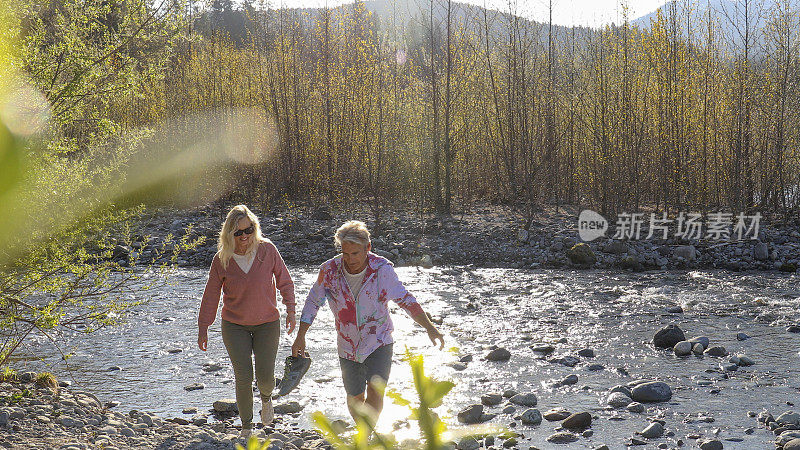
[{"x1": 198, "y1": 205, "x2": 296, "y2": 438}]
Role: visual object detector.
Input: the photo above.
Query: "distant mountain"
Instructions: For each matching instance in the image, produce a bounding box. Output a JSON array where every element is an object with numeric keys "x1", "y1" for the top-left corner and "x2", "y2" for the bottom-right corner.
[{"x1": 632, "y1": 0, "x2": 800, "y2": 53}]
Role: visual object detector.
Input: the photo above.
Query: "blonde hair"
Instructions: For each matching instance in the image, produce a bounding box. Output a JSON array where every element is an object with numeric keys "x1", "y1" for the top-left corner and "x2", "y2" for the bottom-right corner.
[
  {"x1": 334, "y1": 220, "x2": 371, "y2": 250},
  {"x1": 217, "y1": 205, "x2": 267, "y2": 269}
]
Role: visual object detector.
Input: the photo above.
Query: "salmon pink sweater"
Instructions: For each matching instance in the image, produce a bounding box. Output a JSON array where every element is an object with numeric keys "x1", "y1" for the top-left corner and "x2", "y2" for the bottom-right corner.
[{"x1": 198, "y1": 240, "x2": 295, "y2": 330}]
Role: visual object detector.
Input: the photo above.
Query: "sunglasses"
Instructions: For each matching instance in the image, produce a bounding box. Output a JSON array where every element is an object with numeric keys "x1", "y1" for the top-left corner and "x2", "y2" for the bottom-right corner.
[{"x1": 233, "y1": 226, "x2": 255, "y2": 237}]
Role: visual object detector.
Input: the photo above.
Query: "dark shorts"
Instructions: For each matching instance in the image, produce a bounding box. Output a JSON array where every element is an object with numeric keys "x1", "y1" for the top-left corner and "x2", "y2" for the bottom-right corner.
[{"x1": 339, "y1": 344, "x2": 393, "y2": 397}]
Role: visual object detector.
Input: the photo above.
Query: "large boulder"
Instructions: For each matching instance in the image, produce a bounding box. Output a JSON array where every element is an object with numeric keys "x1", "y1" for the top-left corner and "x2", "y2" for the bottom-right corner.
[
  {"x1": 674, "y1": 245, "x2": 696, "y2": 261},
  {"x1": 566, "y1": 243, "x2": 596, "y2": 265},
  {"x1": 653, "y1": 324, "x2": 686, "y2": 348}
]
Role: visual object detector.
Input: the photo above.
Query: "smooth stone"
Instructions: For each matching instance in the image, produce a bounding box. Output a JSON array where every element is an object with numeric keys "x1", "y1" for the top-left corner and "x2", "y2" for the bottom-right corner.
[
  {"x1": 553, "y1": 356, "x2": 581, "y2": 367},
  {"x1": 587, "y1": 364, "x2": 605, "y2": 371},
  {"x1": 182, "y1": 407, "x2": 198, "y2": 414},
  {"x1": 455, "y1": 437, "x2": 480, "y2": 450},
  {"x1": 788, "y1": 326, "x2": 800, "y2": 333},
  {"x1": 449, "y1": 363, "x2": 467, "y2": 371},
  {"x1": 692, "y1": 343, "x2": 705, "y2": 355},
  {"x1": 543, "y1": 409, "x2": 571, "y2": 421},
  {"x1": 698, "y1": 439, "x2": 723, "y2": 450},
  {"x1": 609, "y1": 385, "x2": 632, "y2": 397},
  {"x1": 673, "y1": 341, "x2": 692, "y2": 356},
  {"x1": 509, "y1": 393, "x2": 537, "y2": 407},
  {"x1": 481, "y1": 393, "x2": 503, "y2": 406},
  {"x1": 666, "y1": 305, "x2": 684, "y2": 313},
  {"x1": 501, "y1": 406, "x2": 516, "y2": 415},
  {"x1": 457, "y1": 405, "x2": 485, "y2": 424},
  {"x1": 59, "y1": 417, "x2": 86, "y2": 428},
  {"x1": 583, "y1": 429, "x2": 594, "y2": 437},
  {"x1": 212, "y1": 399, "x2": 238, "y2": 413},
  {"x1": 639, "y1": 422, "x2": 664, "y2": 438},
  {"x1": 722, "y1": 363, "x2": 738, "y2": 372},
  {"x1": 520, "y1": 408, "x2": 542, "y2": 425},
  {"x1": 459, "y1": 355, "x2": 473, "y2": 363},
  {"x1": 107, "y1": 366, "x2": 121, "y2": 371},
  {"x1": 631, "y1": 381, "x2": 672, "y2": 403},
  {"x1": 653, "y1": 324, "x2": 685, "y2": 349},
  {"x1": 486, "y1": 348, "x2": 511, "y2": 362},
  {"x1": 577, "y1": 348, "x2": 595, "y2": 358},
  {"x1": 776, "y1": 412, "x2": 800, "y2": 426},
  {"x1": 736, "y1": 332, "x2": 750, "y2": 341},
  {"x1": 704, "y1": 346, "x2": 729, "y2": 357},
  {"x1": 688, "y1": 336, "x2": 710, "y2": 349},
  {"x1": 607, "y1": 392, "x2": 633, "y2": 408},
  {"x1": 502, "y1": 389, "x2": 518, "y2": 398},
  {"x1": 626, "y1": 402, "x2": 645, "y2": 413},
  {"x1": 274, "y1": 401, "x2": 303, "y2": 414},
  {"x1": 562, "y1": 412, "x2": 591, "y2": 430},
  {"x1": 737, "y1": 355, "x2": 755, "y2": 366},
  {"x1": 561, "y1": 375, "x2": 578, "y2": 386},
  {"x1": 547, "y1": 432, "x2": 579, "y2": 444},
  {"x1": 202, "y1": 363, "x2": 224, "y2": 372},
  {"x1": 530, "y1": 344, "x2": 555, "y2": 354},
  {"x1": 777, "y1": 432, "x2": 800, "y2": 447},
  {"x1": 784, "y1": 438, "x2": 800, "y2": 450}
]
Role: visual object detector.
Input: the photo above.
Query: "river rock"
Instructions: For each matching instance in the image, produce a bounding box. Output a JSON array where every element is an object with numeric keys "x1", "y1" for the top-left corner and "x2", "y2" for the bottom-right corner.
[
  {"x1": 457, "y1": 405, "x2": 485, "y2": 424},
  {"x1": 626, "y1": 402, "x2": 645, "y2": 413},
  {"x1": 736, "y1": 332, "x2": 750, "y2": 341},
  {"x1": 577, "y1": 348, "x2": 595, "y2": 357},
  {"x1": 481, "y1": 393, "x2": 503, "y2": 406},
  {"x1": 520, "y1": 408, "x2": 542, "y2": 425},
  {"x1": 543, "y1": 409, "x2": 571, "y2": 421},
  {"x1": 776, "y1": 412, "x2": 800, "y2": 426},
  {"x1": 607, "y1": 392, "x2": 633, "y2": 408},
  {"x1": 587, "y1": 363, "x2": 605, "y2": 371},
  {"x1": 704, "y1": 346, "x2": 728, "y2": 357},
  {"x1": 566, "y1": 243, "x2": 596, "y2": 265},
  {"x1": 509, "y1": 393, "x2": 538, "y2": 407},
  {"x1": 552, "y1": 356, "x2": 581, "y2": 367},
  {"x1": 530, "y1": 344, "x2": 555, "y2": 354},
  {"x1": 562, "y1": 412, "x2": 591, "y2": 429},
  {"x1": 486, "y1": 348, "x2": 511, "y2": 361},
  {"x1": 202, "y1": 363, "x2": 224, "y2": 372},
  {"x1": 736, "y1": 355, "x2": 755, "y2": 366},
  {"x1": 455, "y1": 437, "x2": 480, "y2": 450},
  {"x1": 653, "y1": 324, "x2": 685, "y2": 348},
  {"x1": 698, "y1": 438, "x2": 723, "y2": 450},
  {"x1": 638, "y1": 421, "x2": 664, "y2": 438},
  {"x1": 777, "y1": 432, "x2": 800, "y2": 447},
  {"x1": 274, "y1": 401, "x2": 303, "y2": 414},
  {"x1": 674, "y1": 245, "x2": 697, "y2": 261},
  {"x1": 561, "y1": 374, "x2": 578, "y2": 386},
  {"x1": 631, "y1": 381, "x2": 672, "y2": 402},
  {"x1": 184, "y1": 383, "x2": 205, "y2": 391},
  {"x1": 609, "y1": 385, "x2": 632, "y2": 397},
  {"x1": 784, "y1": 438, "x2": 800, "y2": 450},
  {"x1": 692, "y1": 343, "x2": 705, "y2": 355},
  {"x1": 688, "y1": 336, "x2": 710, "y2": 349},
  {"x1": 673, "y1": 341, "x2": 692, "y2": 356},
  {"x1": 666, "y1": 305, "x2": 684, "y2": 313},
  {"x1": 788, "y1": 325, "x2": 800, "y2": 333},
  {"x1": 754, "y1": 242, "x2": 769, "y2": 260},
  {"x1": 212, "y1": 399, "x2": 237, "y2": 413},
  {"x1": 547, "y1": 432, "x2": 579, "y2": 444}
]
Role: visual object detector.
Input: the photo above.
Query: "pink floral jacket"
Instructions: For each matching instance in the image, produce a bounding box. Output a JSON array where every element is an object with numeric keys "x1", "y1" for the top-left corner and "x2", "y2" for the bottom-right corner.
[{"x1": 300, "y1": 252, "x2": 424, "y2": 363}]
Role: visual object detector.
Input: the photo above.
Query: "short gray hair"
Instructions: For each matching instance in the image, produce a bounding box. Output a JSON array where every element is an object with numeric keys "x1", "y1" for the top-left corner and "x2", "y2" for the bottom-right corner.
[{"x1": 334, "y1": 220, "x2": 371, "y2": 250}]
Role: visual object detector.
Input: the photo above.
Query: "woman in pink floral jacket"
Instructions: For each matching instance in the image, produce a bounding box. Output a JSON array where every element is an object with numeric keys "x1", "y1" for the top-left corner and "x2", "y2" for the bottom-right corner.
[{"x1": 292, "y1": 220, "x2": 444, "y2": 426}]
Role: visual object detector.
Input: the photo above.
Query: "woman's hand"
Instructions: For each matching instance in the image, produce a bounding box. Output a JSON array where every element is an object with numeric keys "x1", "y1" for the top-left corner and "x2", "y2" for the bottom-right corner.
[
  {"x1": 426, "y1": 326, "x2": 445, "y2": 350},
  {"x1": 286, "y1": 313, "x2": 297, "y2": 335},
  {"x1": 198, "y1": 329, "x2": 208, "y2": 351}
]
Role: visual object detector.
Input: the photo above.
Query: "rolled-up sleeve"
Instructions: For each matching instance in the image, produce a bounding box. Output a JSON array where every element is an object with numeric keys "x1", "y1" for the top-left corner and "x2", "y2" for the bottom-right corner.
[
  {"x1": 380, "y1": 264, "x2": 424, "y2": 318},
  {"x1": 300, "y1": 268, "x2": 328, "y2": 325},
  {"x1": 270, "y1": 244, "x2": 296, "y2": 313},
  {"x1": 198, "y1": 255, "x2": 223, "y2": 329}
]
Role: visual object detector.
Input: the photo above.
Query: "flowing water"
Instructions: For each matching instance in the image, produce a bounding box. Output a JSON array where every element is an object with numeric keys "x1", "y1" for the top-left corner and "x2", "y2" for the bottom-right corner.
[{"x1": 21, "y1": 267, "x2": 800, "y2": 448}]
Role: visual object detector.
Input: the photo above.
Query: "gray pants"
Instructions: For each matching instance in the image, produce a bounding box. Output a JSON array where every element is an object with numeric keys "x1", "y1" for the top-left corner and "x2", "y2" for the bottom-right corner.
[{"x1": 221, "y1": 319, "x2": 279, "y2": 429}]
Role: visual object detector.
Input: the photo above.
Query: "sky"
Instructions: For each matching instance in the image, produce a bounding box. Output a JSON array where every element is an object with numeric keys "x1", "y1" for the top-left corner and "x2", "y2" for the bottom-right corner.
[{"x1": 263, "y1": 0, "x2": 667, "y2": 27}]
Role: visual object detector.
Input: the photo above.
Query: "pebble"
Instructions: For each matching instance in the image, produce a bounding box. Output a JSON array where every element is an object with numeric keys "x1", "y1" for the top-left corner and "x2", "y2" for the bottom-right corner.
[
  {"x1": 788, "y1": 325, "x2": 800, "y2": 333},
  {"x1": 587, "y1": 363, "x2": 605, "y2": 371},
  {"x1": 692, "y1": 343, "x2": 705, "y2": 355},
  {"x1": 639, "y1": 421, "x2": 664, "y2": 438},
  {"x1": 530, "y1": 344, "x2": 555, "y2": 354},
  {"x1": 736, "y1": 332, "x2": 750, "y2": 341},
  {"x1": 776, "y1": 411, "x2": 800, "y2": 426},
  {"x1": 673, "y1": 341, "x2": 693, "y2": 356}
]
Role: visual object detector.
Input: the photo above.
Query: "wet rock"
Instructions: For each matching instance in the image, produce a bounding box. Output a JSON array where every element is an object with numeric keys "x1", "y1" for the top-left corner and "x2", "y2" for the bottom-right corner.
[
  {"x1": 274, "y1": 401, "x2": 303, "y2": 414},
  {"x1": 653, "y1": 324, "x2": 686, "y2": 349},
  {"x1": 631, "y1": 381, "x2": 672, "y2": 403},
  {"x1": 509, "y1": 393, "x2": 537, "y2": 407},
  {"x1": 530, "y1": 344, "x2": 555, "y2": 354},
  {"x1": 607, "y1": 392, "x2": 633, "y2": 408},
  {"x1": 673, "y1": 341, "x2": 693, "y2": 356},
  {"x1": 566, "y1": 243, "x2": 596, "y2": 265},
  {"x1": 457, "y1": 405, "x2": 485, "y2": 424},
  {"x1": 502, "y1": 389, "x2": 518, "y2": 398},
  {"x1": 560, "y1": 374, "x2": 578, "y2": 386},
  {"x1": 688, "y1": 336, "x2": 710, "y2": 349},
  {"x1": 543, "y1": 409, "x2": 571, "y2": 421},
  {"x1": 182, "y1": 407, "x2": 198, "y2": 414},
  {"x1": 704, "y1": 346, "x2": 728, "y2": 357},
  {"x1": 486, "y1": 348, "x2": 511, "y2": 362},
  {"x1": 776, "y1": 412, "x2": 800, "y2": 426},
  {"x1": 520, "y1": 408, "x2": 542, "y2": 425},
  {"x1": 626, "y1": 402, "x2": 645, "y2": 413},
  {"x1": 577, "y1": 348, "x2": 595, "y2": 358},
  {"x1": 784, "y1": 438, "x2": 800, "y2": 450},
  {"x1": 666, "y1": 305, "x2": 684, "y2": 313},
  {"x1": 547, "y1": 432, "x2": 579, "y2": 444},
  {"x1": 459, "y1": 355, "x2": 473, "y2": 363},
  {"x1": 502, "y1": 406, "x2": 516, "y2": 415},
  {"x1": 59, "y1": 416, "x2": 87, "y2": 428},
  {"x1": 736, "y1": 355, "x2": 755, "y2": 367},
  {"x1": 777, "y1": 432, "x2": 800, "y2": 447},
  {"x1": 692, "y1": 343, "x2": 705, "y2": 355},
  {"x1": 587, "y1": 364, "x2": 605, "y2": 371},
  {"x1": 609, "y1": 385, "x2": 632, "y2": 397},
  {"x1": 202, "y1": 363, "x2": 224, "y2": 372},
  {"x1": 757, "y1": 411, "x2": 774, "y2": 423},
  {"x1": 736, "y1": 332, "x2": 750, "y2": 341},
  {"x1": 184, "y1": 383, "x2": 205, "y2": 391},
  {"x1": 788, "y1": 325, "x2": 800, "y2": 333},
  {"x1": 455, "y1": 437, "x2": 480, "y2": 450},
  {"x1": 449, "y1": 362, "x2": 467, "y2": 371},
  {"x1": 481, "y1": 393, "x2": 503, "y2": 406},
  {"x1": 213, "y1": 399, "x2": 238, "y2": 413},
  {"x1": 628, "y1": 437, "x2": 648, "y2": 446},
  {"x1": 552, "y1": 356, "x2": 580, "y2": 367},
  {"x1": 754, "y1": 242, "x2": 769, "y2": 260},
  {"x1": 562, "y1": 412, "x2": 591, "y2": 430},
  {"x1": 639, "y1": 421, "x2": 664, "y2": 438},
  {"x1": 722, "y1": 363, "x2": 738, "y2": 372},
  {"x1": 698, "y1": 438, "x2": 723, "y2": 450}
]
